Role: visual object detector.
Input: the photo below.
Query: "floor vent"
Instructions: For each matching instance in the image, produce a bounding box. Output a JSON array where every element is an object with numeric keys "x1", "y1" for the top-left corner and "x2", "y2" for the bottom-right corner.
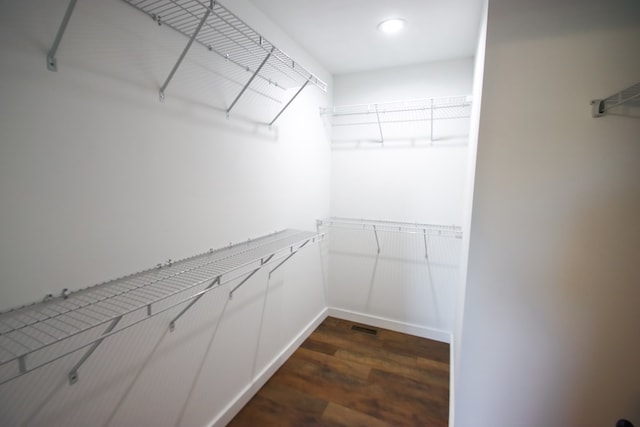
[{"x1": 351, "y1": 325, "x2": 378, "y2": 335}]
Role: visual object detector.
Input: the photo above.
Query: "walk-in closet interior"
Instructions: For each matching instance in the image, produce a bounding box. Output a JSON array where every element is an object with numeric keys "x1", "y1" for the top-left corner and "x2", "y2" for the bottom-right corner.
[{"x1": 1, "y1": 0, "x2": 639, "y2": 426}]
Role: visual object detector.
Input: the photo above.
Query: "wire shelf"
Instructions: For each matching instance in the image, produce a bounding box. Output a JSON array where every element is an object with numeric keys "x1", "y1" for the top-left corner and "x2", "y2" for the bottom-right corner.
[
  {"x1": 0, "y1": 229, "x2": 322, "y2": 385},
  {"x1": 318, "y1": 217, "x2": 462, "y2": 239},
  {"x1": 46, "y1": 0, "x2": 326, "y2": 125},
  {"x1": 122, "y1": 0, "x2": 327, "y2": 92},
  {"x1": 321, "y1": 95, "x2": 472, "y2": 144}
]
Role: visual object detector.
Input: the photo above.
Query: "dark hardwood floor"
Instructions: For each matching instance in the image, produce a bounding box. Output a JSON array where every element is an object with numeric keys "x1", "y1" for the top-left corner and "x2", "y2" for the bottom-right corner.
[{"x1": 228, "y1": 316, "x2": 450, "y2": 426}]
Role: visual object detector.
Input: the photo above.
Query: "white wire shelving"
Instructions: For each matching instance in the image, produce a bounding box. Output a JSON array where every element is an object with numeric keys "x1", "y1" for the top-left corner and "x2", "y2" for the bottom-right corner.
[
  {"x1": 317, "y1": 217, "x2": 462, "y2": 257},
  {"x1": 320, "y1": 96, "x2": 472, "y2": 145},
  {"x1": 47, "y1": 0, "x2": 327, "y2": 126},
  {"x1": 0, "y1": 229, "x2": 322, "y2": 386},
  {"x1": 591, "y1": 82, "x2": 640, "y2": 118}
]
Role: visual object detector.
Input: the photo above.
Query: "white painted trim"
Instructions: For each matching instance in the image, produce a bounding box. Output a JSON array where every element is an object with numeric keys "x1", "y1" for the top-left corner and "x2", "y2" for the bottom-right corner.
[
  {"x1": 207, "y1": 307, "x2": 329, "y2": 427},
  {"x1": 448, "y1": 336, "x2": 455, "y2": 427},
  {"x1": 327, "y1": 307, "x2": 452, "y2": 344}
]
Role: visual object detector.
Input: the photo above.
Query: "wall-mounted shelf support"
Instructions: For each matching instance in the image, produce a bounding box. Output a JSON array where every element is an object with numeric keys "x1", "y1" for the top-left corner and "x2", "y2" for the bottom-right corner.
[
  {"x1": 68, "y1": 315, "x2": 122, "y2": 384},
  {"x1": 268, "y1": 239, "x2": 310, "y2": 278},
  {"x1": 227, "y1": 46, "x2": 275, "y2": 116},
  {"x1": 373, "y1": 225, "x2": 381, "y2": 254},
  {"x1": 159, "y1": 0, "x2": 212, "y2": 102},
  {"x1": 374, "y1": 105, "x2": 384, "y2": 144},
  {"x1": 423, "y1": 229, "x2": 429, "y2": 259},
  {"x1": 47, "y1": 0, "x2": 78, "y2": 71},
  {"x1": 269, "y1": 79, "x2": 310, "y2": 127},
  {"x1": 229, "y1": 268, "x2": 260, "y2": 298},
  {"x1": 169, "y1": 275, "x2": 220, "y2": 331},
  {"x1": 591, "y1": 82, "x2": 640, "y2": 117},
  {"x1": 429, "y1": 99, "x2": 435, "y2": 141}
]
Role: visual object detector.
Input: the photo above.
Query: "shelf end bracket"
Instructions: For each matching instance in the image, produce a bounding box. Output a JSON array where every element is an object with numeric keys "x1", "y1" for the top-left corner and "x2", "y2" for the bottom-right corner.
[{"x1": 591, "y1": 99, "x2": 606, "y2": 118}]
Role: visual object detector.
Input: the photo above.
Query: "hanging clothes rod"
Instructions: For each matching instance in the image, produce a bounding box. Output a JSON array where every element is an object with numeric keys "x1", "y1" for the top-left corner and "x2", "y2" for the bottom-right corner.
[
  {"x1": 591, "y1": 82, "x2": 640, "y2": 117},
  {"x1": 0, "y1": 229, "x2": 323, "y2": 386}
]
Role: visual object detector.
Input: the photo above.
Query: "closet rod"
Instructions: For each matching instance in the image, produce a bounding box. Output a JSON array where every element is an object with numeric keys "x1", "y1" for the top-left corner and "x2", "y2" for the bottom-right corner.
[{"x1": 592, "y1": 82, "x2": 640, "y2": 117}]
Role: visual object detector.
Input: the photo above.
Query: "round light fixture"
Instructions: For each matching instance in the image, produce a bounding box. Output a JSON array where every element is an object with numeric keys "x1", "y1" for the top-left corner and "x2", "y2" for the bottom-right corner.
[{"x1": 377, "y1": 18, "x2": 406, "y2": 34}]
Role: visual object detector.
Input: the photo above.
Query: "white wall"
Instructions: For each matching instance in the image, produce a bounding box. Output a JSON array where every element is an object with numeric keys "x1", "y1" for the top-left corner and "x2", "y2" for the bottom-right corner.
[
  {"x1": 333, "y1": 59, "x2": 474, "y2": 105},
  {"x1": 327, "y1": 59, "x2": 473, "y2": 339},
  {"x1": 451, "y1": 1, "x2": 488, "y2": 424},
  {"x1": 456, "y1": 1, "x2": 640, "y2": 426},
  {"x1": 331, "y1": 59, "x2": 474, "y2": 225},
  {"x1": 0, "y1": 0, "x2": 331, "y2": 425}
]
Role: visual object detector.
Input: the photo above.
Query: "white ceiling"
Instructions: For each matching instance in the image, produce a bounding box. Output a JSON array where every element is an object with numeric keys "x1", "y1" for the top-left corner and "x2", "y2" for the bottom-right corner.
[{"x1": 247, "y1": 0, "x2": 484, "y2": 75}]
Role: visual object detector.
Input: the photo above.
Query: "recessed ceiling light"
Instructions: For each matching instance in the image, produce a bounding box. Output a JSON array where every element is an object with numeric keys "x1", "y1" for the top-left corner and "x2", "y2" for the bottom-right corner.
[{"x1": 377, "y1": 18, "x2": 406, "y2": 34}]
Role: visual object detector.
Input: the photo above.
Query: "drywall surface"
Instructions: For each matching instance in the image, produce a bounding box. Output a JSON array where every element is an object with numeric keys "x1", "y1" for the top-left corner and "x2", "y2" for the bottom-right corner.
[
  {"x1": 451, "y1": 1, "x2": 487, "y2": 425},
  {"x1": 330, "y1": 58, "x2": 473, "y2": 225},
  {"x1": 327, "y1": 59, "x2": 473, "y2": 336},
  {"x1": 333, "y1": 58, "x2": 475, "y2": 105},
  {"x1": 0, "y1": 0, "x2": 330, "y2": 425},
  {"x1": 456, "y1": 1, "x2": 640, "y2": 426}
]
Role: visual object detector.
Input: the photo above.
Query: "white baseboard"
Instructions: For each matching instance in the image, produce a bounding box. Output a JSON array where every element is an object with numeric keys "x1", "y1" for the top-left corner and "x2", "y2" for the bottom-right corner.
[
  {"x1": 327, "y1": 307, "x2": 452, "y2": 344},
  {"x1": 448, "y1": 337, "x2": 455, "y2": 427},
  {"x1": 208, "y1": 307, "x2": 329, "y2": 427}
]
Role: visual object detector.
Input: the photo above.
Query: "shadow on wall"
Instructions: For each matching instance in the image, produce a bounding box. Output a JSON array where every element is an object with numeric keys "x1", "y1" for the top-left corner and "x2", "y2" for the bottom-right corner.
[{"x1": 559, "y1": 193, "x2": 640, "y2": 426}]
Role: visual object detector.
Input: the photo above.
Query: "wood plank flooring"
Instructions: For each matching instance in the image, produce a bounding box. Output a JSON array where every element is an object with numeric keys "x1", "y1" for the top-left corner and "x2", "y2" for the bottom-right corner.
[{"x1": 228, "y1": 317, "x2": 449, "y2": 426}]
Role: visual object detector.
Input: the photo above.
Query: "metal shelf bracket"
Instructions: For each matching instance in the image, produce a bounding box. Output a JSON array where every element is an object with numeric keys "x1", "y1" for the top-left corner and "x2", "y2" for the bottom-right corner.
[
  {"x1": 374, "y1": 105, "x2": 384, "y2": 144},
  {"x1": 68, "y1": 315, "x2": 122, "y2": 385},
  {"x1": 269, "y1": 79, "x2": 310, "y2": 127},
  {"x1": 159, "y1": 0, "x2": 213, "y2": 102},
  {"x1": 47, "y1": 0, "x2": 78, "y2": 71},
  {"x1": 268, "y1": 239, "x2": 310, "y2": 278},
  {"x1": 423, "y1": 229, "x2": 429, "y2": 259},
  {"x1": 169, "y1": 275, "x2": 221, "y2": 331},
  {"x1": 227, "y1": 47, "x2": 275, "y2": 116},
  {"x1": 373, "y1": 225, "x2": 381, "y2": 254}
]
